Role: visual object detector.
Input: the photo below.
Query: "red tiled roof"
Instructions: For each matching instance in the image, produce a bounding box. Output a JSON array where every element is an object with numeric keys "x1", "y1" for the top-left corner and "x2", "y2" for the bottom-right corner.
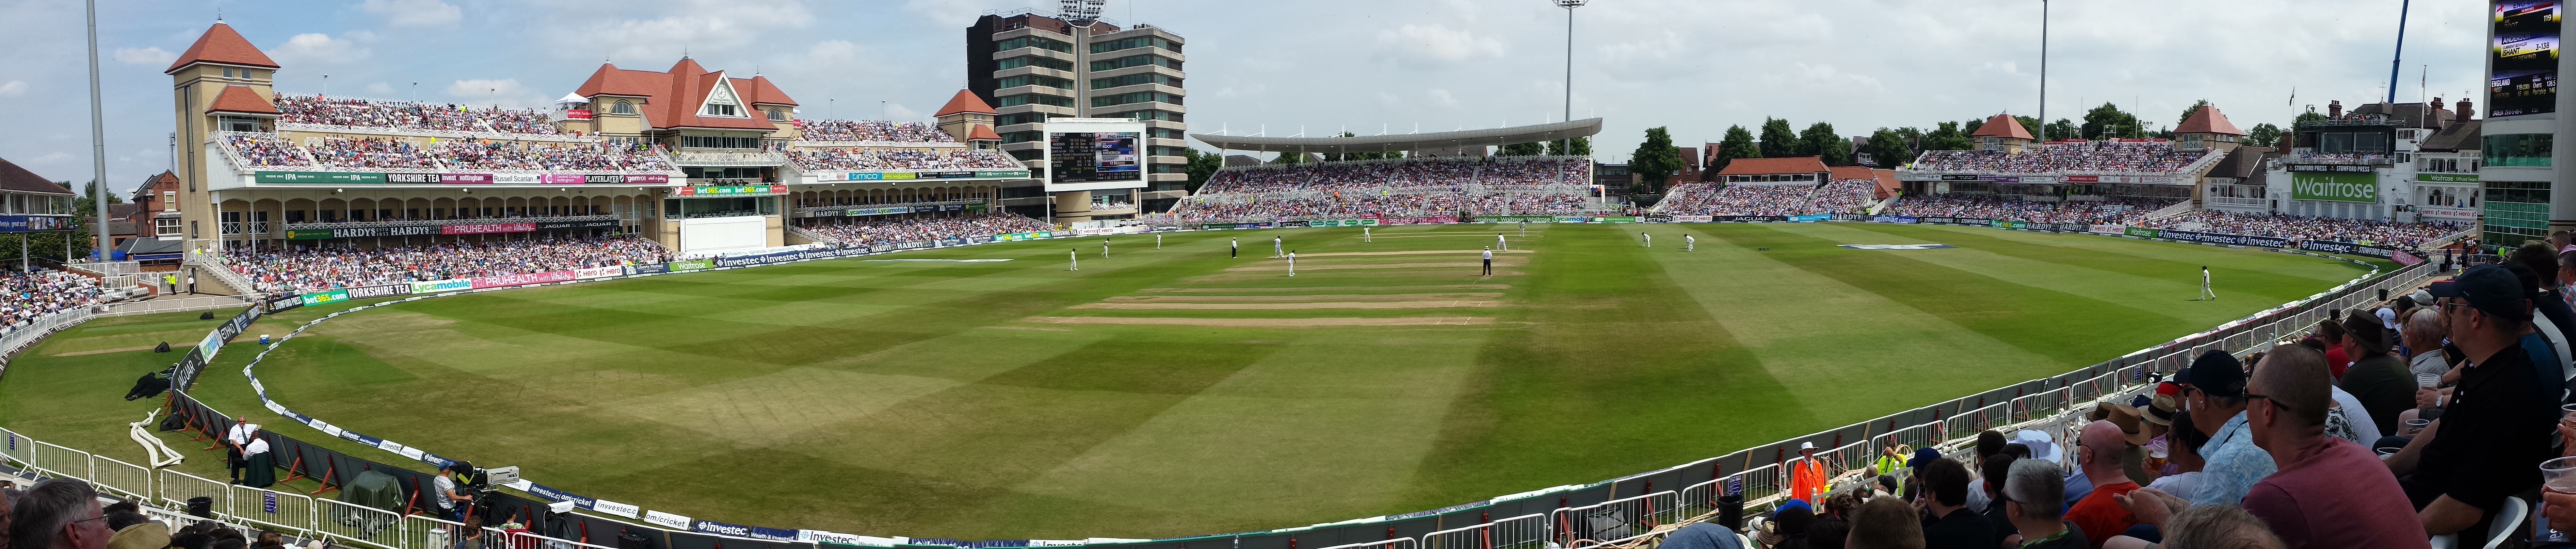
[
  {"x1": 567, "y1": 59, "x2": 779, "y2": 131},
  {"x1": 2175, "y1": 105, "x2": 2246, "y2": 136},
  {"x1": 1970, "y1": 113, "x2": 2033, "y2": 140},
  {"x1": 966, "y1": 124, "x2": 1002, "y2": 141},
  {"x1": 739, "y1": 76, "x2": 796, "y2": 106},
  {"x1": 205, "y1": 85, "x2": 280, "y2": 115},
  {"x1": 935, "y1": 89, "x2": 996, "y2": 117},
  {"x1": 0, "y1": 157, "x2": 74, "y2": 196},
  {"x1": 166, "y1": 22, "x2": 279, "y2": 74},
  {"x1": 1827, "y1": 166, "x2": 1875, "y2": 180},
  {"x1": 1715, "y1": 156, "x2": 1829, "y2": 175}
]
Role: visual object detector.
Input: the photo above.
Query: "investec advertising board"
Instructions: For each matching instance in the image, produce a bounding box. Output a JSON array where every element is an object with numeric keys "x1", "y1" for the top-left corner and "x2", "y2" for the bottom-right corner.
[
  {"x1": 1043, "y1": 119, "x2": 1148, "y2": 193},
  {"x1": 2289, "y1": 172, "x2": 2377, "y2": 203}
]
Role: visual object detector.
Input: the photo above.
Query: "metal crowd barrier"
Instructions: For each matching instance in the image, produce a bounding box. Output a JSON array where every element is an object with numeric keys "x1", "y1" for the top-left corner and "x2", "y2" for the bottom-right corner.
[{"x1": 1420, "y1": 514, "x2": 1545, "y2": 549}]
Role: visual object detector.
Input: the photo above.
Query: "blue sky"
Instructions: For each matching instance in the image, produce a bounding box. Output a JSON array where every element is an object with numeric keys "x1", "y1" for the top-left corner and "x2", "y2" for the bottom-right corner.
[{"x1": 0, "y1": 0, "x2": 2490, "y2": 196}]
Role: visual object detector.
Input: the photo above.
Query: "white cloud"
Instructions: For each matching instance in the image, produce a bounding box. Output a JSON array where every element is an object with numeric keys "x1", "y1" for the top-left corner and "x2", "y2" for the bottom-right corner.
[
  {"x1": 884, "y1": 103, "x2": 919, "y2": 121},
  {"x1": 1376, "y1": 24, "x2": 1505, "y2": 62},
  {"x1": 362, "y1": 0, "x2": 463, "y2": 28},
  {"x1": 447, "y1": 79, "x2": 527, "y2": 107},
  {"x1": 366, "y1": 82, "x2": 394, "y2": 94},
  {"x1": 270, "y1": 33, "x2": 372, "y2": 65},
  {"x1": 31, "y1": 152, "x2": 72, "y2": 163},
  {"x1": 807, "y1": 40, "x2": 865, "y2": 66},
  {"x1": 112, "y1": 47, "x2": 176, "y2": 66},
  {"x1": 0, "y1": 81, "x2": 24, "y2": 96}
]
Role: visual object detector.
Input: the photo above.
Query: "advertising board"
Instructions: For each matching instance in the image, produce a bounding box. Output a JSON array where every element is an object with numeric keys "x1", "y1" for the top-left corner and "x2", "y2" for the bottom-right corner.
[{"x1": 2290, "y1": 172, "x2": 2378, "y2": 203}]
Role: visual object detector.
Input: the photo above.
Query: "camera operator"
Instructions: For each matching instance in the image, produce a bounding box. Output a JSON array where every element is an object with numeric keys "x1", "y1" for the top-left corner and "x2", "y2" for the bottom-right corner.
[{"x1": 433, "y1": 463, "x2": 474, "y2": 522}]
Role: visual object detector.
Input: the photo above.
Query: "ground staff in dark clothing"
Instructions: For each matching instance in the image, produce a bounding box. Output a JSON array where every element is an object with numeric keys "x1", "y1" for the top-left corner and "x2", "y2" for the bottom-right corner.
[{"x1": 1481, "y1": 247, "x2": 1493, "y2": 276}]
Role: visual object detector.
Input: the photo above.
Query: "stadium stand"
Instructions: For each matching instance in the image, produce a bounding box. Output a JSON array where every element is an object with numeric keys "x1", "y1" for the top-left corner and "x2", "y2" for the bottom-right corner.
[
  {"x1": 797, "y1": 214, "x2": 1055, "y2": 246},
  {"x1": 1653, "y1": 179, "x2": 1876, "y2": 216},
  {"x1": 796, "y1": 119, "x2": 958, "y2": 143},
  {"x1": 1887, "y1": 194, "x2": 2184, "y2": 225},
  {"x1": 431, "y1": 140, "x2": 675, "y2": 171},
  {"x1": 307, "y1": 137, "x2": 438, "y2": 169},
  {"x1": 218, "y1": 237, "x2": 672, "y2": 293},
  {"x1": 784, "y1": 147, "x2": 1022, "y2": 171},
  {"x1": 1, "y1": 269, "x2": 107, "y2": 334},
  {"x1": 276, "y1": 94, "x2": 565, "y2": 135},
  {"x1": 1173, "y1": 157, "x2": 1595, "y2": 220},
  {"x1": 1911, "y1": 140, "x2": 2208, "y2": 173},
  {"x1": 2140, "y1": 209, "x2": 2467, "y2": 248},
  {"x1": 220, "y1": 133, "x2": 314, "y2": 167}
]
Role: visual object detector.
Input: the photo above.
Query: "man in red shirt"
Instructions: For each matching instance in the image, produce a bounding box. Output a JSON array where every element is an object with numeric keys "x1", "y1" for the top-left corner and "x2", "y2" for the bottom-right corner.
[
  {"x1": 2061, "y1": 420, "x2": 2139, "y2": 549},
  {"x1": 2242, "y1": 344, "x2": 2430, "y2": 548}
]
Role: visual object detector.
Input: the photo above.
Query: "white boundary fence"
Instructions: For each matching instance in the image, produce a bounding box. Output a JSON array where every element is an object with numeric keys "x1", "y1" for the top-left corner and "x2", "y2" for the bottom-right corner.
[{"x1": 0, "y1": 222, "x2": 2445, "y2": 549}]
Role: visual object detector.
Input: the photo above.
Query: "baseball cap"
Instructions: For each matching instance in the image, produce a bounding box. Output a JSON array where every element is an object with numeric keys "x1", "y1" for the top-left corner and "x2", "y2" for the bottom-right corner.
[
  {"x1": 2174, "y1": 349, "x2": 2245, "y2": 398},
  {"x1": 2375, "y1": 307, "x2": 2398, "y2": 330},
  {"x1": 2410, "y1": 288, "x2": 2436, "y2": 306},
  {"x1": 2427, "y1": 264, "x2": 2532, "y2": 322},
  {"x1": 1911, "y1": 447, "x2": 1942, "y2": 473}
]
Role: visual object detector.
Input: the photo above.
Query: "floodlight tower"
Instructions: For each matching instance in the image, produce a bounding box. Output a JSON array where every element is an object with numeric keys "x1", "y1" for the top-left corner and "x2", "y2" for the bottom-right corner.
[{"x1": 1557, "y1": 0, "x2": 1586, "y2": 155}]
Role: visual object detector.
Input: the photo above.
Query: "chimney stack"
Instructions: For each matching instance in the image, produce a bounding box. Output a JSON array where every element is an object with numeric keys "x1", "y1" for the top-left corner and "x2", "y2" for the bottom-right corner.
[
  {"x1": 2457, "y1": 98, "x2": 2475, "y2": 122},
  {"x1": 2328, "y1": 100, "x2": 2343, "y2": 119}
]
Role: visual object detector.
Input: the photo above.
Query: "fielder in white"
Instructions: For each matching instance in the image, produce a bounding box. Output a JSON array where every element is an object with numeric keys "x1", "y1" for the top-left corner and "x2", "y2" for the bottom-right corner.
[
  {"x1": 1069, "y1": 249, "x2": 1079, "y2": 271},
  {"x1": 1286, "y1": 251, "x2": 1297, "y2": 277},
  {"x1": 1273, "y1": 236, "x2": 1284, "y2": 258},
  {"x1": 1156, "y1": 234, "x2": 1162, "y2": 249},
  {"x1": 2199, "y1": 266, "x2": 2215, "y2": 300},
  {"x1": 1498, "y1": 234, "x2": 1508, "y2": 251},
  {"x1": 1641, "y1": 232, "x2": 1652, "y2": 247},
  {"x1": 1363, "y1": 227, "x2": 1371, "y2": 242},
  {"x1": 1102, "y1": 238, "x2": 1111, "y2": 258},
  {"x1": 1685, "y1": 234, "x2": 1695, "y2": 251}
]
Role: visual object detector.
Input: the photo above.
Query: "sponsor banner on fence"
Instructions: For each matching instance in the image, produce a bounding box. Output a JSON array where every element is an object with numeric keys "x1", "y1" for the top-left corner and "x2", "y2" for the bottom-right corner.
[
  {"x1": 2126, "y1": 227, "x2": 2162, "y2": 238},
  {"x1": 575, "y1": 266, "x2": 625, "y2": 279},
  {"x1": 327, "y1": 225, "x2": 440, "y2": 239},
  {"x1": 345, "y1": 284, "x2": 411, "y2": 300},
  {"x1": 2157, "y1": 229, "x2": 2293, "y2": 248},
  {"x1": 1871, "y1": 215, "x2": 1920, "y2": 224},
  {"x1": 2419, "y1": 173, "x2": 2479, "y2": 183},
  {"x1": 284, "y1": 229, "x2": 333, "y2": 240},
  {"x1": 2394, "y1": 249, "x2": 2426, "y2": 267},
  {"x1": 1305, "y1": 219, "x2": 1380, "y2": 227},
  {"x1": 1940, "y1": 174, "x2": 1983, "y2": 181},
  {"x1": 676, "y1": 184, "x2": 789, "y2": 196},
  {"x1": 692, "y1": 519, "x2": 800, "y2": 543},
  {"x1": 537, "y1": 174, "x2": 586, "y2": 184},
  {"x1": 846, "y1": 206, "x2": 912, "y2": 217},
  {"x1": 0, "y1": 215, "x2": 71, "y2": 233},
  {"x1": 625, "y1": 174, "x2": 671, "y2": 184},
  {"x1": 385, "y1": 173, "x2": 437, "y2": 184},
  {"x1": 2298, "y1": 240, "x2": 2398, "y2": 259},
  {"x1": 2061, "y1": 175, "x2": 2101, "y2": 183},
  {"x1": 643, "y1": 510, "x2": 692, "y2": 530},
  {"x1": 470, "y1": 270, "x2": 576, "y2": 289},
  {"x1": 993, "y1": 231, "x2": 1056, "y2": 241},
  {"x1": 254, "y1": 171, "x2": 386, "y2": 184},
  {"x1": 1671, "y1": 215, "x2": 1715, "y2": 223},
  {"x1": 410, "y1": 279, "x2": 472, "y2": 293},
  {"x1": 1787, "y1": 214, "x2": 1830, "y2": 223},
  {"x1": 2090, "y1": 224, "x2": 2126, "y2": 234},
  {"x1": 585, "y1": 175, "x2": 622, "y2": 184},
  {"x1": 298, "y1": 289, "x2": 350, "y2": 307},
  {"x1": 535, "y1": 219, "x2": 617, "y2": 230},
  {"x1": 667, "y1": 259, "x2": 715, "y2": 272},
  {"x1": 1710, "y1": 215, "x2": 1788, "y2": 223},
  {"x1": 628, "y1": 263, "x2": 669, "y2": 275},
  {"x1": 442, "y1": 173, "x2": 493, "y2": 184},
  {"x1": 589, "y1": 499, "x2": 641, "y2": 519},
  {"x1": 2290, "y1": 172, "x2": 2378, "y2": 203},
  {"x1": 494, "y1": 174, "x2": 540, "y2": 184},
  {"x1": 442, "y1": 222, "x2": 536, "y2": 235}
]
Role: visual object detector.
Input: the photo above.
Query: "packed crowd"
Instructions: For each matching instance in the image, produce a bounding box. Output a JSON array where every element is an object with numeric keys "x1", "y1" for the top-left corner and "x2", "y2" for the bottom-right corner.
[
  {"x1": 223, "y1": 134, "x2": 313, "y2": 167},
  {"x1": 218, "y1": 237, "x2": 671, "y2": 293},
  {"x1": 308, "y1": 137, "x2": 436, "y2": 169},
  {"x1": 798, "y1": 120, "x2": 957, "y2": 143},
  {"x1": 275, "y1": 95, "x2": 563, "y2": 134},
  {"x1": 798, "y1": 214, "x2": 1055, "y2": 246},
  {"x1": 2143, "y1": 210, "x2": 2467, "y2": 248},
  {"x1": 784, "y1": 147, "x2": 1022, "y2": 171},
  {"x1": 1911, "y1": 141, "x2": 2209, "y2": 173},
  {"x1": 434, "y1": 141, "x2": 675, "y2": 172},
  {"x1": 1655, "y1": 180, "x2": 1876, "y2": 216},
  {"x1": 1889, "y1": 194, "x2": 2183, "y2": 225},
  {"x1": 1171, "y1": 192, "x2": 1593, "y2": 221},
  {"x1": 1196, "y1": 157, "x2": 1589, "y2": 194},
  {"x1": 0, "y1": 269, "x2": 109, "y2": 334},
  {"x1": 1717, "y1": 254, "x2": 2572, "y2": 549},
  {"x1": 2291, "y1": 152, "x2": 2392, "y2": 164}
]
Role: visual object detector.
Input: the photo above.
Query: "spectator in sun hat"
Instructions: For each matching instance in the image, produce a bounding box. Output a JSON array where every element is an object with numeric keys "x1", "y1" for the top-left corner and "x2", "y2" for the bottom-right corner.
[
  {"x1": 2176, "y1": 349, "x2": 2273, "y2": 507},
  {"x1": 2106, "y1": 397, "x2": 2159, "y2": 487},
  {"x1": 2388, "y1": 264, "x2": 2559, "y2": 541}
]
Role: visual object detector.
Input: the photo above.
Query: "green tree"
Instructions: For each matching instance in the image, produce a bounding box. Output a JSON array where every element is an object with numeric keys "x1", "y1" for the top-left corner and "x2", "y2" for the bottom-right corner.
[
  {"x1": 1758, "y1": 117, "x2": 1798, "y2": 158},
  {"x1": 2014, "y1": 115, "x2": 2043, "y2": 141},
  {"x1": 2045, "y1": 119, "x2": 2076, "y2": 142},
  {"x1": 1923, "y1": 121, "x2": 1973, "y2": 151},
  {"x1": 1498, "y1": 142, "x2": 1545, "y2": 156},
  {"x1": 2244, "y1": 123, "x2": 2284, "y2": 148},
  {"x1": 1546, "y1": 136, "x2": 1592, "y2": 157},
  {"x1": 2294, "y1": 111, "x2": 2329, "y2": 125},
  {"x1": 1179, "y1": 148, "x2": 1224, "y2": 193},
  {"x1": 2080, "y1": 103, "x2": 2144, "y2": 140},
  {"x1": 1712, "y1": 125, "x2": 1761, "y2": 172},
  {"x1": 1628, "y1": 127, "x2": 1685, "y2": 195},
  {"x1": 1863, "y1": 127, "x2": 1913, "y2": 168},
  {"x1": 2175, "y1": 99, "x2": 2214, "y2": 126},
  {"x1": 1799, "y1": 122, "x2": 1854, "y2": 166},
  {"x1": 1961, "y1": 117, "x2": 1984, "y2": 136},
  {"x1": 70, "y1": 180, "x2": 122, "y2": 219},
  {"x1": 1271, "y1": 151, "x2": 1308, "y2": 165}
]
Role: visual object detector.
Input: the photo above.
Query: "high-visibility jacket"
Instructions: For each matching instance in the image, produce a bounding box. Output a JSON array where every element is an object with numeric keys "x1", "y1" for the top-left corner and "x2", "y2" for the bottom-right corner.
[{"x1": 1786, "y1": 457, "x2": 1830, "y2": 504}]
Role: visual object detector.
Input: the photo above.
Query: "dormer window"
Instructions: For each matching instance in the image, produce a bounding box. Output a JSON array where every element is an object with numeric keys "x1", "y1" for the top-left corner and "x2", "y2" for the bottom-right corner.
[
  {"x1": 702, "y1": 82, "x2": 743, "y2": 117},
  {"x1": 612, "y1": 100, "x2": 635, "y2": 115},
  {"x1": 768, "y1": 108, "x2": 786, "y2": 121}
]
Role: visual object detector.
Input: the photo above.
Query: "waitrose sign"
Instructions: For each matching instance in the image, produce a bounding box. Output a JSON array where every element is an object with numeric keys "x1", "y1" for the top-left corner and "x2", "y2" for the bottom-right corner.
[{"x1": 2290, "y1": 172, "x2": 2377, "y2": 203}]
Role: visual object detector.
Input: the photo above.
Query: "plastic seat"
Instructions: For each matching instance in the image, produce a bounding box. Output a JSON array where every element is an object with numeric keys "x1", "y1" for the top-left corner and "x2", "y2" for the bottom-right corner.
[{"x1": 2427, "y1": 496, "x2": 2530, "y2": 549}]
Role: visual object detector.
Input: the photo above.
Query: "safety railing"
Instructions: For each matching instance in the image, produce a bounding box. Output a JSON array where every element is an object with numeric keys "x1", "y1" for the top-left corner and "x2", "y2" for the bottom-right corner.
[
  {"x1": 317, "y1": 497, "x2": 406, "y2": 549},
  {"x1": 100, "y1": 294, "x2": 265, "y2": 318},
  {"x1": 1311, "y1": 539, "x2": 1419, "y2": 549},
  {"x1": 1421, "y1": 513, "x2": 1547, "y2": 549},
  {"x1": 31, "y1": 440, "x2": 91, "y2": 479},
  {"x1": 1942, "y1": 401, "x2": 2011, "y2": 443},
  {"x1": 1550, "y1": 491, "x2": 1680, "y2": 549},
  {"x1": 230, "y1": 484, "x2": 321, "y2": 537},
  {"x1": 502, "y1": 529, "x2": 624, "y2": 549},
  {"x1": 92, "y1": 455, "x2": 154, "y2": 501},
  {"x1": 157, "y1": 469, "x2": 233, "y2": 516},
  {"x1": 0, "y1": 308, "x2": 97, "y2": 367}
]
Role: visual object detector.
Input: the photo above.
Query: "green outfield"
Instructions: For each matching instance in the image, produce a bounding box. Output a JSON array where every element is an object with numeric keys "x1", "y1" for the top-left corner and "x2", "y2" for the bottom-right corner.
[{"x1": 0, "y1": 223, "x2": 2380, "y2": 540}]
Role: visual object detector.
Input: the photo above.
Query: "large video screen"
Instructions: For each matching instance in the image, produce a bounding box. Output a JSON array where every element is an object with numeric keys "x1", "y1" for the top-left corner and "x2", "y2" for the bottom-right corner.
[
  {"x1": 2493, "y1": 1, "x2": 2562, "y2": 117},
  {"x1": 1049, "y1": 131, "x2": 1143, "y2": 184}
]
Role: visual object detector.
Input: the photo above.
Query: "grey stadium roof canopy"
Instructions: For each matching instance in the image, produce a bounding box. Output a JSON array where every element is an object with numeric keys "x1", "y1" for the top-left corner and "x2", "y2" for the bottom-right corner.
[{"x1": 1189, "y1": 118, "x2": 1602, "y2": 154}]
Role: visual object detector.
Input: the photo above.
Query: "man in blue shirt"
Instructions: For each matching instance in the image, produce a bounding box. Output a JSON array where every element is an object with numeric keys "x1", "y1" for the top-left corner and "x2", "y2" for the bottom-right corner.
[{"x1": 2175, "y1": 349, "x2": 2273, "y2": 506}]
